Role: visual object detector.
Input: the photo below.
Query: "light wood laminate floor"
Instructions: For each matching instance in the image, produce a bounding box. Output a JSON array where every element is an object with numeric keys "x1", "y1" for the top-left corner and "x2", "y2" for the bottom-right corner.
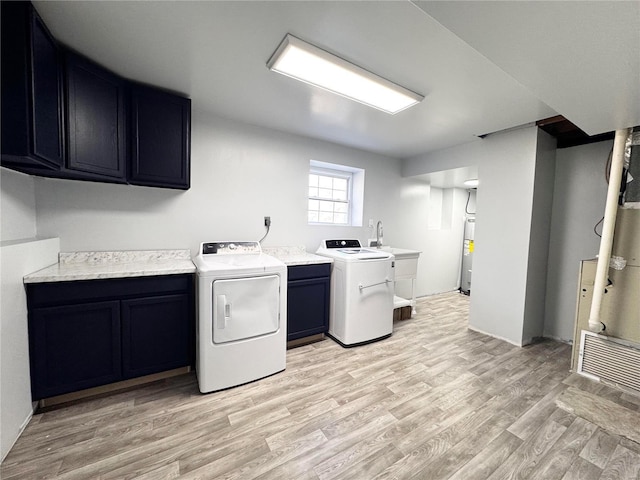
[{"x1": 3, "y1": 292, "x2": 640, "y2": 479}]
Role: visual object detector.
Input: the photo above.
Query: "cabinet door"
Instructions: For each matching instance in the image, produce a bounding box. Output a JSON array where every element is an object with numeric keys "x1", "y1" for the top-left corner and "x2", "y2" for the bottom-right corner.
[
  {"x1": 30, "y1": 11, "x2": 65, "y2": 166},
  {"x1": 287, "y1": 277, "x2": 330, "y2": 341},
  {"x1": 129, "y1": 84, "x2": 190, "y2": 189},
  {"x1": 121, "y1": 294, "x2": 191, "y2": 379},
  {"x1": 1, "y1": 2, "x2": 64, "y2": 169},
  {"x1": 66, "y1": 52, "x2": 126, "y2": 179},
  {"x1": 29, "y1": 301, "x2": 121, "y2": 400}
]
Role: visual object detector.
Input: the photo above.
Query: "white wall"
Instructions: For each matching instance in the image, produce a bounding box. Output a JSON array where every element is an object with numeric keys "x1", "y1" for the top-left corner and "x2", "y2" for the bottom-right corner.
[
  {"x1": 422, "y1": 187, "x2": 469, "y2": 294},
  {"x1": 34, "y1": 111, "x2": 395, "y2": 253},
  {"x1": 1, "y1": 169, "x2": 37, "y2": 242},
  {"x1": 522, "y1": 129, "x2": 557, "y2": 343},
  {"x1": 389, "y1": 181, "x2": 469, "y2": 296},
  {"x1": 0, "y1": 168, "x2": 59, "y2": 460},
  {"x1": 403, "y1": 139, "x2": 481, "y2": 177},
  {"x1": 544, "y1": 140, "x2": 611, "y2": 342},
  {"x1": 403, "y1": 132, "x2": 617, "y2": 344},
  {"x1": 471, "y1": 127, "x2": 542, "y2": 345},
  {"x1": 1, "y1": 238, "x2": 59, "y2": 461},
  {"x1": 403, "y1": 125, "x2": 554, "y2": 345}
]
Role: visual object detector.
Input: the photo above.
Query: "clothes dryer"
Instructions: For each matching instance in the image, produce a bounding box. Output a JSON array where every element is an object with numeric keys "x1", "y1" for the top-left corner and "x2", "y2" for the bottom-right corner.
[{"x1": 194, "y1": 241, "x2": 287, "y2": 393}]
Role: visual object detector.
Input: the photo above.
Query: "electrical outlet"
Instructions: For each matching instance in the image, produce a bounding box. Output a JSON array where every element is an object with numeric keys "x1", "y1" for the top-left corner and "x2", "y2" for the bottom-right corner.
[
  {"x1": 264, "y1": 216, "x2": 271, "y2": 227},
  {"x1": 368, "y1": 219, "x2": 374, "y2": 228}
]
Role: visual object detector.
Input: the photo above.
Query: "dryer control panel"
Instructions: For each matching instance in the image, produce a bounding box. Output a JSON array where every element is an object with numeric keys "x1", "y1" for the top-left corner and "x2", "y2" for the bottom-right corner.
[{"x1": 201, "y1": 241, "x2": 262, "y2": 255}]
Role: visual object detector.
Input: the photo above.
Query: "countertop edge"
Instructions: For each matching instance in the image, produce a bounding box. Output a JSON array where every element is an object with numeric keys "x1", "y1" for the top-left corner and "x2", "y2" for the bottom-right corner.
[
  {"x1": 24, "y1": 261, "x2": 196, "y2": 284},
  {"x1": 266, "y1": 252, "x2": 333, "y2": 267},
  {"x1": 283, "y1": 257, "x2": 333, "y2": 267},
  {"x1": 23, "y1": 247, "x2": 336, "y2": 283}
]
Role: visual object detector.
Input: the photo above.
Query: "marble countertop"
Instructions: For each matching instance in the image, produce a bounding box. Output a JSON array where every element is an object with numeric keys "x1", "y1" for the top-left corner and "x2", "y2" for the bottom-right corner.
[
  {"x1": 262, "y1": 246, "x2": 333, "y2": 266},
  {"x1": 24, "y1": 249, "x2": 196, "y2": 283}
]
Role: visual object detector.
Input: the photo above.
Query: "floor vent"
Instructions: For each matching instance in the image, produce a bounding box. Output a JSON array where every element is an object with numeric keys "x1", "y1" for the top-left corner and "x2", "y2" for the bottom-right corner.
[{"x1": 578, "y1": 330, "x2": 640, "y2": 394}]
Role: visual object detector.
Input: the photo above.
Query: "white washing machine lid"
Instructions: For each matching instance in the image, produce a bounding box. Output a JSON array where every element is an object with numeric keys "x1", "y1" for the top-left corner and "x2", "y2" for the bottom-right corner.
[
  {"x1": 316, "y1": 239, "x2": 393, "y2": 262},
  {"x1": 194, "y1": 241, "x2": 285, "y2": 275}
]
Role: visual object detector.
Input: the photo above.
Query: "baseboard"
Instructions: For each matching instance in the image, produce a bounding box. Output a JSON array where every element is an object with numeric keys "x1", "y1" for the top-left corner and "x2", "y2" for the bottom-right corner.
[
  {"x1": 287, "y1": 334, "x2": 325, "y2": 349},
  {"x1": 1, "y1": 408, "x2": 34, "y2": 463},
  {"x1": 467, "y1": 325, "x2": 524, "y2": 347},
  {"x1": 542, "y1": 334, "x2": 573, "y2": 345},
  {"x1": 467, "y1": 325, "x2": 573, "y2": 348},
  {"x1": 38, "y1": 366, "x2": 191, "y2": 409}
]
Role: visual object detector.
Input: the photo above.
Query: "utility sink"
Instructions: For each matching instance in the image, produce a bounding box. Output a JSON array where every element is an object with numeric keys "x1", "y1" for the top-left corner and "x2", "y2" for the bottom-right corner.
[
  {"x1": 376, "y1": 246, "x2": 421, "y2": 315},
  {"x1": 378, "y1": 246, "x2": 421, "y2": 260}
]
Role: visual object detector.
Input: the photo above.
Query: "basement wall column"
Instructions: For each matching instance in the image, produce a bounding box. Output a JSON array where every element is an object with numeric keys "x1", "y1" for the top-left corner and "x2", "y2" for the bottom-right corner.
[{"x1": 402, "y1": 125, "x2": 556, "y2": 346}]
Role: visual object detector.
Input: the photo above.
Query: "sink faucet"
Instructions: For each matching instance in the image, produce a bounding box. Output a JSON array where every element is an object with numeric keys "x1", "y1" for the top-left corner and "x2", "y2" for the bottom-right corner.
[{"x1": 376, "y1": 220, "x2": 383, "y2": 248}]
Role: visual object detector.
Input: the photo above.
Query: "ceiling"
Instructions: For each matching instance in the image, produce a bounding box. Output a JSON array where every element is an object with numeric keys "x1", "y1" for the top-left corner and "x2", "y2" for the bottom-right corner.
[{"x1": 33, "y1": 1, "x2": 639, "y2": 163}]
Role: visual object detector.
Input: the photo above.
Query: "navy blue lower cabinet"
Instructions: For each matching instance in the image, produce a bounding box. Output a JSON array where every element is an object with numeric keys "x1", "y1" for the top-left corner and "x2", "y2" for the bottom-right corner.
[
  {"x1": 26, "y1": 274, "x2": 194, "y2": 401},
  {"x1": 122, "y1": 294, "x2": 191, "y2": 378},
  {"x1": 29, "y1": 301, "x2": 121, "y2": 400},
  {"x1": 287, "y1": 264, "x2": 330, "y2": 342}
]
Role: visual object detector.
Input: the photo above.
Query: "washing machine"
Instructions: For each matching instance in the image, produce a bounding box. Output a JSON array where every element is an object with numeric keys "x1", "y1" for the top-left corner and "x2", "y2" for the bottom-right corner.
[
  {"x1": 316, "y1": 239, "x2": 395, "y2": 347},
  {"x1": 193, "y1": 241, "x2": 287, "y2": 393}
]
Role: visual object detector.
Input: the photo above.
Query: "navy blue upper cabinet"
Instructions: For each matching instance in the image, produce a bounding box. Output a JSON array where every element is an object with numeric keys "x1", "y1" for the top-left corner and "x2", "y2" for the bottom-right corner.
[
  {"x1": 66, "y1": 52, "x2": 127, "y2": 181},
  {"x1": 129, "y1": 84, "x2": 191, "y2": 190},
  {"x1": 1, "y1": 2, "x2": 65, "y2": 170},
  {"x1": 1, "y1": 1, "x2": 191, "y2": 190}
]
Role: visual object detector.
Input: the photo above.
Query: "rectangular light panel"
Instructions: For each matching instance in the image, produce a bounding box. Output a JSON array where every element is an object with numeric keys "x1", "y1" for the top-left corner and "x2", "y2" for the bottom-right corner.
[{"x1": 267, "y1": 34, "x2": 423, "y2": 115}]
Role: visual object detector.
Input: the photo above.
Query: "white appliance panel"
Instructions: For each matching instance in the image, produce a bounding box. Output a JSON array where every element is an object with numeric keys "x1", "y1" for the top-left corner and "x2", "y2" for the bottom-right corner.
[
  {"x1": 317, "y1": 239, "x2": 395, "y2": 347},
  {"x1": 194, "y1": 241, "x2": 287, "y2": 393},
  {"x1": 328, "y1": 257, "x2": 394, "y2": 345},
  {"x1": 212, "y1": 274, "x2": 280, "y2": 344},
  {"x1": 344, "y1": 259, "x2": 394, "y2": 344},
  {"x1": 330, "y1": 263, "x2": 346, "y2": 340}
]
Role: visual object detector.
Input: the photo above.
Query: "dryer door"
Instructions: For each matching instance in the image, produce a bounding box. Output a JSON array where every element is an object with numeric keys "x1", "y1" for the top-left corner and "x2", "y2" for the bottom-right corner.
[{"x1": 212, "y1": 274, "x2": 280, "y2": 344}]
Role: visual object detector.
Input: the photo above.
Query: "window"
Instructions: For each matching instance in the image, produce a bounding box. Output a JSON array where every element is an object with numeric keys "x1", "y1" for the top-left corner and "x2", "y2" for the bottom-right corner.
[
  {"x1": 308, "y1": 171, "x2": 350, "y2": 224},
  {"x1": 308, "y1": 160, "x2": 364, "y2": 226}
]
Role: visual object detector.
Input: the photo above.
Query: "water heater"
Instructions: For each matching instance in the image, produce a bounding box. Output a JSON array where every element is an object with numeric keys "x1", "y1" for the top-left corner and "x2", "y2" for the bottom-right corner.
[{"x1": 460, "y1": 216, "x2": 475, "y2": 295}]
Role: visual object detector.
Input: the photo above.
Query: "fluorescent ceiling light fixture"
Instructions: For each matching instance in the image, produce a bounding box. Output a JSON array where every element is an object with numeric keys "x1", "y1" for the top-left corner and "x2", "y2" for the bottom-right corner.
[
  {"x1": 267, "y1": 34, "x2": 423, "y2": 115},
  {"x1": 464, "y1": 179, "x2": 479, "y2": 187}
]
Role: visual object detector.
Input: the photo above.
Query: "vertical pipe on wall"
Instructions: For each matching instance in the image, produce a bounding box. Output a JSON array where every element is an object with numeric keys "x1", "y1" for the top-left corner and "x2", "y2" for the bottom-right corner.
[{"x1": 587, "y1": 128, "x2": 632, "y2": 332}]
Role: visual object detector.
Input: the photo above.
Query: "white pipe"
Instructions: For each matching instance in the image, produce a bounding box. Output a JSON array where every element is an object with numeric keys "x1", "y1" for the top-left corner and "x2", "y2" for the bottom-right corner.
[{"x1": 588, "y1": 128, "x2": 632, "y2": 332}]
